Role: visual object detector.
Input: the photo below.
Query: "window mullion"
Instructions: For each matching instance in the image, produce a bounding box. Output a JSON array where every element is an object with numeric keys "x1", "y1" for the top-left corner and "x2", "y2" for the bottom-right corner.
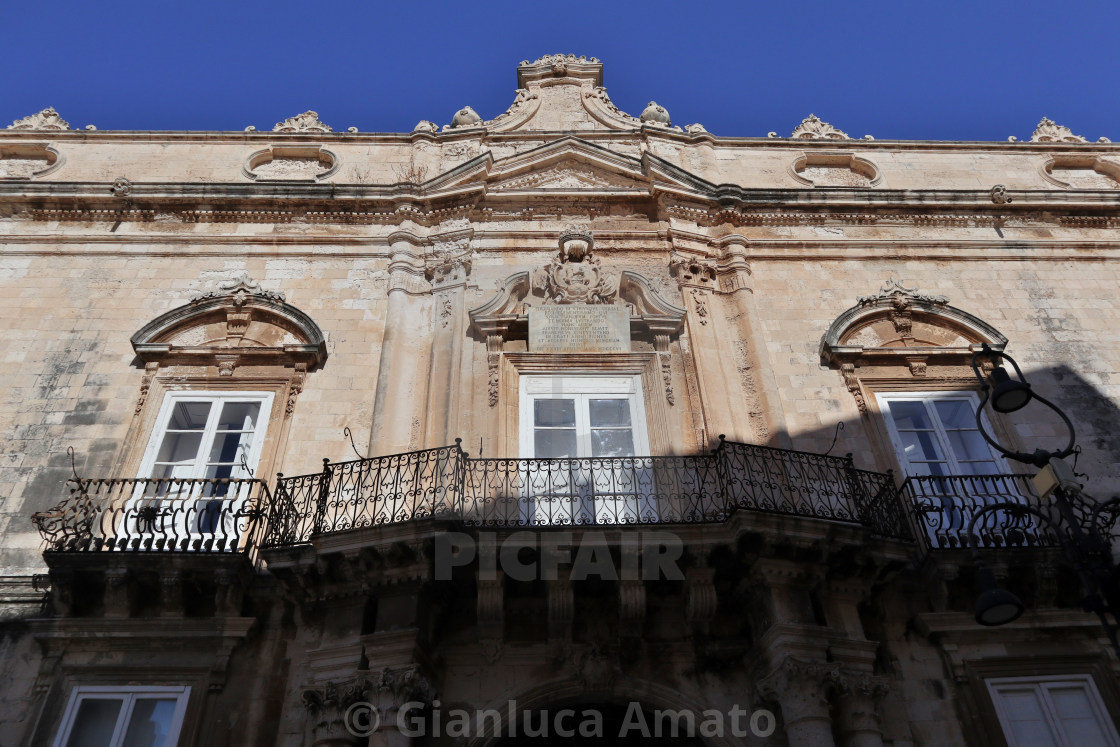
[
  {"x1": 107, "y1": 693, "x2": 134, "y2": 747},
  {"x1": 196, "y1": 401, "x2": 224, "y2": 480},
  {"x1": 925, "y1": 399, "x2": 963, "y2": 474}
]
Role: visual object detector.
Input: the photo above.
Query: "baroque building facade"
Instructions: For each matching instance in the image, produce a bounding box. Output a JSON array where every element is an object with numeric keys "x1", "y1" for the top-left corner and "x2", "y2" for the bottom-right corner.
[{"x1": 1, "y1": 55, "x2": 1119, "y2": 745}]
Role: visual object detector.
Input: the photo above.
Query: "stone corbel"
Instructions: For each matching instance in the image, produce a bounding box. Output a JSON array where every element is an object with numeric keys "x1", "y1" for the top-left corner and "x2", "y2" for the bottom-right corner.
[
  {"x1": 840, "y1": 362, "x2": 867, "y2": 415},
  {"x1": 160, "y1": 569, "x2": 183, "y2": 617},
  {"x1": 135, "y1": 362, "x2": 159, "y2": 415},
  {"x1": 215, "y1": 354, "x2": 240, "y2": 377}
]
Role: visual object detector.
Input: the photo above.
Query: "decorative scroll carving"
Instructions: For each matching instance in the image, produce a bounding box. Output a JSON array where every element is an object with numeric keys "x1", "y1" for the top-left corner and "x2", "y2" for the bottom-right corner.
[
  {"x1": 412, "y1": 120, "x2": 438, "y2": 133},
  {"x1": 990, "y1": 184, "x2": 1013, "y2": 204},
  {"x1": 791, "y1": 114, "x2": 850, "y2": 140},
  {"x1": 110, "y1": 178, "x2": 132, "y2": 198},
  {"x1": 582, "y1": 87, "x2": 642, "y2": 127},
  {"x1": 135, "y1": 362, "x2": 159, "y2": 414},
  {"x1": 841, "y1": 363, "x2": 867, "y2": 415},
  {"x1": 272, "y1": 111, "x2": 332, "y2": 134},
  {"x1": 190, "y1": 273, "x2": 287, "y2": 304},
  {"x1": 486, "y1": 335, "x2": 501, "y2": 407},
  {"x1": 1030, "y1": 117, "x2": 1086, "y2": 144},
  {"x1": 244, "y1": 146, "x2": 339, "y2": 182},
  {"x1": 286, "y1": 363, "x2": 307, "y2": 416},
  {"x1": 531, "y1": 228, "x2": 619, "y2": 305},
  {"x1": 856, "y1": 277, "x2": 948, "y2": 308},
  {"x1": 8, "y1": 107, "x2": 71, "y2": 131}
]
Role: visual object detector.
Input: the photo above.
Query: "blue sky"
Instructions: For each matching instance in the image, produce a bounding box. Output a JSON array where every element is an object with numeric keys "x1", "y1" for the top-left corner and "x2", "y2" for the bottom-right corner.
[{"x1": 3, "y1": 0, "x2": 1116, "y2": 141}]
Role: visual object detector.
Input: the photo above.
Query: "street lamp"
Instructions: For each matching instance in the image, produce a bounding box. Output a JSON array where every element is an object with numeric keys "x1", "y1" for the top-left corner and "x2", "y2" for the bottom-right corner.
[{"x1": 969, "y1": 344, "x2": 1120, "y2": 655}]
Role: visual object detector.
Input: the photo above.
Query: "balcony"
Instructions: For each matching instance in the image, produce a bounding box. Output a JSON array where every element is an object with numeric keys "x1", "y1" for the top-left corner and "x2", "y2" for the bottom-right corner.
[
  {"x1": 259, "y1": 437, "x2": 909, "y2": 548},
  {"x1": 32, "y1": 477, "x2": 270, "y2": 554},
  {"x1": 899, "y1": 473, "x2": 1119, "y2": 553}
]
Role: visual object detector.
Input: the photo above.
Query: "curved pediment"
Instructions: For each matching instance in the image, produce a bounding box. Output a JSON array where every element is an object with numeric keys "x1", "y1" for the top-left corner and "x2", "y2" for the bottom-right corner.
[
  {"x1": 132, "y1": 275, "x2": 327, "y2": 371},
  {"x1": 821, "y1": 278, "x2": 1006, "y2": 366}
]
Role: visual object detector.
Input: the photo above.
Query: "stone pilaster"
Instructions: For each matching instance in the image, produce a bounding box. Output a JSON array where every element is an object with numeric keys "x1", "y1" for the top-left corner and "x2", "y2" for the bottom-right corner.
[
  {"x1": 424, "y1": 235, "x2": 472, "y2": 445},
  {"x1": 369, "y1": 235, "x2": 429, "y2": 455},
  {"x1": 834, "y1": 671, "x2": 890, "y2": 747}
]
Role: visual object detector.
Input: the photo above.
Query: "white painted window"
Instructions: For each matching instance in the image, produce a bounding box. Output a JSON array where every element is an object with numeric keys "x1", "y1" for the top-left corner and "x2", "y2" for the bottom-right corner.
[
  {"x1": 132, "y1": 392, "x2": 272, "y2": 539},
  {"x1": 139, "y1": 392, "x2": 273, "y2": 482},
  {"x1": 518, "y1": 375, "x2": 650, "y2": 523},
  {"x1": 53, "y1": 686, "x2": 190, "y2": 747},
  {"x1": 987, "y1": 676, "x2": 1120, "y2": 747},
  {"x1": 877, "y1": 392, "x2": 1006, "y2": 477}
]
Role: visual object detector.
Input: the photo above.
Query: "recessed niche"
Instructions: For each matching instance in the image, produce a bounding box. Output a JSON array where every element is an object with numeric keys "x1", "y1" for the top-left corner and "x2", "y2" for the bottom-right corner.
[
  {"x1": 0, "y1": 143, "x2": 63, "y2": 179},
  {"x1": 243, "y1": 145, "x2": 339, "y2": 182},
  {"x1": 790, "y1": 151, "x2": 882, "y2": 188},
  {"x1": 1040, "y1": 155, "x2": 1120, "y2": 189}
]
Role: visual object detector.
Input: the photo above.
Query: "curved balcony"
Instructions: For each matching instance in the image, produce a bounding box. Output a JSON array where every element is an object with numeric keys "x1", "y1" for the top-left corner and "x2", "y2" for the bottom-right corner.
[{"x1": 259, "y1": 438, "x2": 909, "y2": 548}]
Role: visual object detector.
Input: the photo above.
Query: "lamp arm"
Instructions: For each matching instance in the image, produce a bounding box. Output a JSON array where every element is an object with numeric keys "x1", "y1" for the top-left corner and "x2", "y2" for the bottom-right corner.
[{"x1": 973, "y1": 387, "x2": 1046, "y2": 466}]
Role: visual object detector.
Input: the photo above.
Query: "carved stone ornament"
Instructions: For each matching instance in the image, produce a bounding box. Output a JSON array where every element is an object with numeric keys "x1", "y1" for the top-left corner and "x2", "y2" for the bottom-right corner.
[
  {"x1": 791, "y1": 114, "x2": 850, "y2": 140},
  {"x1": 272, "y1": 111, "x2": 333, "y2": 133},
  {"x1": 412, "y1": 120, "x2": 439, "y2": 133},
  {"x1": 1030, "y1": 117, "x2": 1086, "y2": 144},
  {"x1": 639, "y1": 101, "x2": 671, "y2": 127},
  {"x1": 856, "y1": 277, "x2": 948, "y2": 308},
  {"x1": 990, "y1": 184, "x2": 1013, "y2": 204},
  {"x1": 110, "y1": 177, "x2": 132, "y2": 198},
  {"x1": 520, "y1": 53, "x2": 601, "y2": 67},
  {"x1": 669, "y1": 253, "x2": 718, "y2": 285},
  {"x1": 450, "y1": 106, "x2": 483, "y2": 129},
  {"x1": 424, "y1": 240, "x2": 473, "y2": 288},
  {"x1": 0, "y1": 143, "x2": 64, "y2": 179},
  {"x1": 8, "y1": 107, "x2": 71, "y2": 131},
  {"x1": 685, "y1": 123, "x2": 707, "y2": 134},
  {"x1": 531, "y1": 228, "x2": 619, "y2": 305},
  {"x1": 189, "y1": 272, "x2": 287, "y2": 305}
]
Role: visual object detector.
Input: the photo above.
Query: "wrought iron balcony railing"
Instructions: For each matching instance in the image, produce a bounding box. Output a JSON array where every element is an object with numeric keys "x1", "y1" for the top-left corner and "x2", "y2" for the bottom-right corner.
[
  {"x1": 259, "y1": 438, "x2": 908, "y2": 548},
  {"x1": 899, "y1": 473, "x2": 1119, "y2": 552},
  {"x1": 32, "y1": 477, "x2": 271, "y2": 554}
]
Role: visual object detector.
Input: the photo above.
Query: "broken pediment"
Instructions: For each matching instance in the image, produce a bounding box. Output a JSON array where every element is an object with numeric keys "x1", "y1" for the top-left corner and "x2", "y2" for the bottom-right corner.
[
  {"x1": 469, "y1": 230, "x2": 685, "y2": 343},
  {"x1": 439, "y1": 55, "x2": 684, "y2": 133}
]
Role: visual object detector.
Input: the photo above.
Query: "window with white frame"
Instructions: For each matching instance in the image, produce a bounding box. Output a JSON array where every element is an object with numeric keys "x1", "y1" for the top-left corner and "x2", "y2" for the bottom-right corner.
[
  {"x1": 518, "y1": 375, "x2": 650, "y2": 524},
  {"x1": 53, "y1": 686, "x2": 190, "y2": 747},
  {"x1": 140, "y1": 392, "x2": 274, "y2": 482},
  {"x1": 987, "y1": 676, "x2": 1120, "y2": 747},
  {"x1": 133, "y1": 392, "x2": 273, "y2": 538},
  {"x1": 877, "y1": 392, "x2": 1006, "y2": 476}
]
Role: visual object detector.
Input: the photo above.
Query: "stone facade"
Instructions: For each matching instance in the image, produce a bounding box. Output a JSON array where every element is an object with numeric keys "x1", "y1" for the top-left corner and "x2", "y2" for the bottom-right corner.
[{"x1": 1, "y1": 56, "x2": 1119, "y2": 745}]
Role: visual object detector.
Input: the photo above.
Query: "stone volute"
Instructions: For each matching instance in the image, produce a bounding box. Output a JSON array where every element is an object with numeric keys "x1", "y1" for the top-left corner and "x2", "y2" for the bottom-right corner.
[{"x1": 640, "y1": 101, "x2": 671, "y2": 126}]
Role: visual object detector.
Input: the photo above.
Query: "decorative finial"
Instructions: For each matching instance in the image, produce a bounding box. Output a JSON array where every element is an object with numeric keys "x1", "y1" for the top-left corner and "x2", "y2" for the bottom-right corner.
[
  {"x1": 1030, "y1": 117, "x2": 1086, "y2": 144},
  {"x1": 640, "y1": 101, "x2": 671, "y2": 127},
  {"x1": 450, "y1": 106, "x2": 482, "y2": 129},
  {"x1": 273, "y1": 111, "x2": 332, "y2": 133},
  {"x1": 791, "y1": 114, "x2": 850, "y2": 140}
]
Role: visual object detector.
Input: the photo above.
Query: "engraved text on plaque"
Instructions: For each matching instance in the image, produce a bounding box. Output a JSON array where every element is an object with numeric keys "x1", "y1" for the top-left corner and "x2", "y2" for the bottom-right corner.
[{"x1": 528, "y1": 305, "x2": 631, "y2": 353}]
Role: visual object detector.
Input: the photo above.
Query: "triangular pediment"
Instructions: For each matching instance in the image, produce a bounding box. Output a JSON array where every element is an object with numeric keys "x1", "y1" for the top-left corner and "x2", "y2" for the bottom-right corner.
[{"x1": 487, "y1": 137, "x2": 647, "y2": 193}]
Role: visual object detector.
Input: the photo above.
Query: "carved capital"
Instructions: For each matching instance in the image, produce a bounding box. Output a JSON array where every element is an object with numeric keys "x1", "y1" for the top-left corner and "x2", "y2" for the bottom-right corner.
[{"x1": 669, "y1": 253, "x2": 718, "y2": 286}]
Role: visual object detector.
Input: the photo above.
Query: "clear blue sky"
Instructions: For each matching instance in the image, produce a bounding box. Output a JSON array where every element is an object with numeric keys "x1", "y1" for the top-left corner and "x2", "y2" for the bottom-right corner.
[{"x1": 3, "y1": 0, "x2": 1116, "y2": 142}]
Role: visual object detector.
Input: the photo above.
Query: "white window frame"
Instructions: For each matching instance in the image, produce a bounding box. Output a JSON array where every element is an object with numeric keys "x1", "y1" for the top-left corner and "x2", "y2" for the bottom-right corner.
[
  {"x1": 518, "y1": 375, "x2": 651, "y2": 524},
  {"x1": 138, "y1": 391, "x2": 274, "y2": 481},
  {"x1": 987, "y1": 675, "x2": 1120, "y2": 747},
  {"x1": 519, "y1": 375, "x2": 650, "y2": 459},
  {"x1": 129, "y1": 391, "x2": 273, "y2": 544},
  {"x1": 876, "y1": 391, "x2": 1009, "y2": 476},
  {"x1": 53, "y1": 685, "x2": 190, "y2": 747}
]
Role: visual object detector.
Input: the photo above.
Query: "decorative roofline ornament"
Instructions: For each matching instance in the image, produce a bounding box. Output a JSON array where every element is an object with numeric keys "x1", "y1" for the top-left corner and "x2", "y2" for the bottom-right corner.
[
  {"x1": 449, "y1": 106, "x2": 483, "y2": 129},
  {"x1": 640, "y1": 102, "x2": 671, "y2": 127},
  {"x1": 791, "y1": 114, "x2": 850, "y2": 140},
  {"x1": 519, "y1": 54, "x2": 600, "y2": 67},
  {"x1": 273, "y1": 111, "x2": 333, "y2": 134},
  {"x1": 856, "y1": 277, "x2": 948, "y2": 308},
  {"x1": 189, "y1": 272, "x2": 287, "y2": 305},
  {"x1": 8, "y1": 107, "x2": 71, "y2": 131},
  {"x1": 1030, "y1": 117, "x2": 1086, "y2": 144}
]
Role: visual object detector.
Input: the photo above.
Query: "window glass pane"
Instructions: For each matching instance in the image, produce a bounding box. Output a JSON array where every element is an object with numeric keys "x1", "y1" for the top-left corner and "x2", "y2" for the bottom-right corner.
[
  {"x1": 999, "y1": 689, "x2": 1061, "y2": 747},
  {"x1": 899, "y1": 430, "x2": 944, "y2": 461},
  {"x1": 166, "y1": 402, "x2": 211, "y2": 430},
  {"x1": 947, "y1": 431, "x2": 993, "y2": 462},
  {"x1": 535, "y1": 429, "x2": 577, "y2": 458},
  {"x1": 589, "y1": 399, "x2": 631, "y2": 428},
  {"x1": 121, "y1": 698, "x2": 177, "y2": 747},
  {"x1": 65, "y1": 698, "x2": 123, "y2": 747},
  {"x1": 906, "y1": 461, "x2": 949, "y2": 477},
  {"x1": 215, "y1": 402, "x2": 260, "y2": 431},
  {"x1": 961, "y1": 460, "x2": 1001, "y2": 475},
  {"x1": 933, "y1": 399, "x2": 977, "y2": 429},
  {"x1": 591, "y1": 429, "x2": 635, "y2": 458},
  {"x1": 155, "y1": 432, "x2": 203, "y2": 465},
  {"x1": 889, "y1": 401, "x2": 933, "y2": 430},
  {"x1": 1049, "y1": 686, "x2": 1112, "y2": 743},
  {"x1": 207, "y1": 430, "x2": 253, "y2": 465},
  {"x1": 534, "y1": 400, "x2": 575, "y2": 428}
]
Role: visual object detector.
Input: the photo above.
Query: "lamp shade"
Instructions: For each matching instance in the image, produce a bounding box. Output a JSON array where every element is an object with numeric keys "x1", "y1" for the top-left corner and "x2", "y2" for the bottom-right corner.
[
  {"x1": 989, "y1": 366, "x2": 1032, "y2": 414},
  {"x1": 974, "y1": 566, "x2": 1025, "y2": 626}
]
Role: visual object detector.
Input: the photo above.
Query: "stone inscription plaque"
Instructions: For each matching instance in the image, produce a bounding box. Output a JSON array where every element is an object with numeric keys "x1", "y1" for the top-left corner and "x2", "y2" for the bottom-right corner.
[{"x1": 528, "y1": 305, "x2": 631, "y2": 353}]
